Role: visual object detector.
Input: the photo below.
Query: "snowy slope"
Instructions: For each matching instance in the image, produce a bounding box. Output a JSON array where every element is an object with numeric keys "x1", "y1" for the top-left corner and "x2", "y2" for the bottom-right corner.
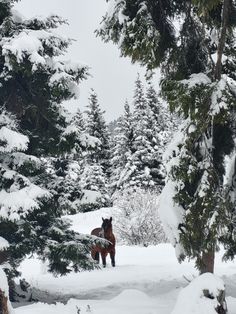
[{"x1": 15, "y1": 208, "x2": 236, "y2": 314}]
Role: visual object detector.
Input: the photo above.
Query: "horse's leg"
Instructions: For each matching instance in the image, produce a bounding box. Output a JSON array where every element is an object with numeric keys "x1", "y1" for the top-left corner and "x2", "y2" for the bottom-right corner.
[
  {"x1": 91, "y1": 248, "x2": 99, "y2": 264},
  {"x1": 110, "y1": 248, "x2": 115, "y2": 267},
  {"x1": 94, "y1": 251, "x2": 100, "y2": 264},
  {"x1": 101, "y1": 251, "x2": 107, "y2": 268}
]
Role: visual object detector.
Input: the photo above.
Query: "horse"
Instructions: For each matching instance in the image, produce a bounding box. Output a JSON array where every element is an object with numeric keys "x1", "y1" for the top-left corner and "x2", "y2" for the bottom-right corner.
[{"x1": 91, "y1": 217, "x2": 116, "y2": 268}]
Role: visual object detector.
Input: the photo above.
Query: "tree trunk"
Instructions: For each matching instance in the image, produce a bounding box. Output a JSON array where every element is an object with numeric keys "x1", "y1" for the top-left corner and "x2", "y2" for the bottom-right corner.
[
  {"x1": 0, "y1": 251, "x2": 8, "y2": 265},
  {"x1": 206, "y1": 0, "x2": 230, "y2": 281},
  {"x1": 0, "y1": 289, "x2": 9, "y2": 314},
  {"x1": 200, "y1": 250, "x2": 215, "y2": 274},
  {"x1": 214, "y1": 0, "x2": 230, "y2": 80}
]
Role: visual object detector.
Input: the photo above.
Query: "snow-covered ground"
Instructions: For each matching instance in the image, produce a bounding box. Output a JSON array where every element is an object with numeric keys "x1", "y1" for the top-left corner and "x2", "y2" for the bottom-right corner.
[{"x1": 15, "y1": 208, "x2": 236, "y2": 314}]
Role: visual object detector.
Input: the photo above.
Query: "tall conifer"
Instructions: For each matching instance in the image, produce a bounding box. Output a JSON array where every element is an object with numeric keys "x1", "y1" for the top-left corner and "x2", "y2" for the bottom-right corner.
[
  {"x1": 98, "y1": 0, "x2": 236, "y2": 275},
  {"x1": 0, "y1": 0, "x2": 102, "y2": 279}
]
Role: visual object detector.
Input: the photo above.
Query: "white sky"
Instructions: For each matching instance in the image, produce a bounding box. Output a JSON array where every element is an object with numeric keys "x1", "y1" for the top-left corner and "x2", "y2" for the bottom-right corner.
[{"x1": 15, "y1": 0, "x2": 152, "y2": 121}]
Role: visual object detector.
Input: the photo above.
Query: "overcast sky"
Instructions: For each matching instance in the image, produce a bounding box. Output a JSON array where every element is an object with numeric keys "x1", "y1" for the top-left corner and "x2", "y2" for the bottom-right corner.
[{"x1": 15, "y1": 0, "x2": 151, "y2": 121}]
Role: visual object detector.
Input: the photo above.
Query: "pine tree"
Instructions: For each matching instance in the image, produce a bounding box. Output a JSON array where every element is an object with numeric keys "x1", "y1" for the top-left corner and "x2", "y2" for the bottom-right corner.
[
  {"x1": 79, "y1": 164, "x2": 111, "y2": 212},
  {"x1": 0, "y1": 0, "x2": 103, "y2": 281},
  {"x1": 82, "y1": 89, "x2": 112, "y2": 210},
  {"x1": 98, "y1": 0, "x2": 236, "y2": 277},
  {"x1": 85, "y1": 89, "x2": 110, "y2": 171},
  {"x1": 43, "y1": 156, "x2": 83, "y2": 215},
  {"x1": 117, "y1": 76, "x2": 164, "y2": 190},
  {"x1": 110, "y1": 100, "x2": 133, "y2": 191},
  {"x1": 61, "y1": 108, "x2": 86, "y2": 155}
]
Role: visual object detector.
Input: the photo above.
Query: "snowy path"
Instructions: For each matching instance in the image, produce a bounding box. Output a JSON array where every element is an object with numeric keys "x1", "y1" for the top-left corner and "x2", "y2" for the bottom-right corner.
[
  {"x1": 18, "y1": 245, "x2": 191, "y2": 300},
  {"x1": 15, "y1": 209, "x2": 236, "y2": 314}
]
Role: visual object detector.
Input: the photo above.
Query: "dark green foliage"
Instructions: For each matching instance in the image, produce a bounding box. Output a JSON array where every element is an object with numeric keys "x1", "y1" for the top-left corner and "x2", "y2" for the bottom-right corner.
[
  {"x1": 110, "y1": 76, "x2": 175, "y2": 192},
  {"x1": 0, "y1": 2, "x2": 99, "y2": 280},
  {"x1": 98, "y1": 0, "x2": 236, "y2": 272},
  {"x1": 0, "y1": 7, "x2": 88, "y2": 156},
  {"x1": 97, "y1": 0, "x2": 176, "y2": 69}
]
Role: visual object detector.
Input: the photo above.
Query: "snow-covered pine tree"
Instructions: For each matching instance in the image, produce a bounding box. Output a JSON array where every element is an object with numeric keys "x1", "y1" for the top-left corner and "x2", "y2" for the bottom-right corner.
[
  {"x1": 79, "y1": 164, "x2": 111, "y2": 212},
  {"x1": 0, "y1": 109, "x2": 50, "y2": 277},
  {"x1": 146, "y1": 82, "x2": 174, "y2": 147},
  {"x1": 118, "y1": 76, "x2": 164, "y2": 190},
  {"x1": 98, "y1": 0, "x2": 236, "y2": 277},
  {"x1": 46, "y1": 108, "x2": 103, "y2": 215},
  {"x1": 42, "y1": 156, "x2": 83, "y2": 215},
  {"x1": 85, "y1": 89, "x2": 110, "y2": 171},
  {"x1": 0, "y1": 0, "x2": 104, "y2": 280},
  {"x1": 145, "y1": 82, "x2": 171, "y2": 185},
  {"x1": 81, "y1": 89, "x2": 112, "y2": 211},
  {"x1": 110, "y1": 100, "x2": 134, "y2": 191},
  {"x1": 61, "y1": 108, "x2": 85, "y2": 155}
]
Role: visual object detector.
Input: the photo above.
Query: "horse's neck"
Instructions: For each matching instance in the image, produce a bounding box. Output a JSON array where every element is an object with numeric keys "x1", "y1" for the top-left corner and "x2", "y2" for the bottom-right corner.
[{"x1": 104, "y1": 229, "x2": 113, "y2": 240}]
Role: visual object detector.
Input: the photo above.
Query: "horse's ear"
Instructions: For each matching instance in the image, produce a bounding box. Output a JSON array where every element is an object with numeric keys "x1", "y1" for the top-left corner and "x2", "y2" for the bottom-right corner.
[
  {"x1": 110, "y1": 217, "x2": 112, "y2": 222},
  {"x1": 102, "y1": 217, "x2": 105, "y2": 222}
]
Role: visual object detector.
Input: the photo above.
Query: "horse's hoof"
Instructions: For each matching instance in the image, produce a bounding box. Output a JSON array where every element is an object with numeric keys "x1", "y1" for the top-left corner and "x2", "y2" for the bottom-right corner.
[{"x1": 103, "y1": 265, "x2": 106, "y2": 268}]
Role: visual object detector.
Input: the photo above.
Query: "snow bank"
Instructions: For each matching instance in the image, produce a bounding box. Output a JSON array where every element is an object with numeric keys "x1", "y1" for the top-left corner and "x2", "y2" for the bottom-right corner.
[
  {"x1": 171, "y1": 273, "x2": 226, "y2": 314},
  {"x1": 74, "y1": 189, "x2": 102, "y2": 205},
  {"x1": 65, "y1": 207, "x2": 116, "y2": 234},
  {"x1": 15, "y1": 290, "x2": 156, "y2": 314}
]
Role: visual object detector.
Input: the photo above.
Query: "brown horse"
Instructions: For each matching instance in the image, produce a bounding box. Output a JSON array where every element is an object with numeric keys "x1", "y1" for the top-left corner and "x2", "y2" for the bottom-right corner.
[{"x1": 91, "y1": 217, "x2": 116, "y2": 268}]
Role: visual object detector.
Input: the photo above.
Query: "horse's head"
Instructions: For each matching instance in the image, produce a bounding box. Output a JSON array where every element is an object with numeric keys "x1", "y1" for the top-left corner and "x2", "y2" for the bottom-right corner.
[{"x1": 101, "y1": 217, "x2": 112, "y2": 234}]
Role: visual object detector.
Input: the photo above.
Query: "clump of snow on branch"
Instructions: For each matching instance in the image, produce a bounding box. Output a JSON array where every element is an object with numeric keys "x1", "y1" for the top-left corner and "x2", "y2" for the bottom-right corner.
[
  {"x1": 180, "y1": 74, "x2": 230, "y2": 117},
  {"x1": 63, "y1": 124, "x2": 100, "y2": 149},
  {"x1": 49, "y1": 60, "x2": 88, "y2": 99},
  {"x1": 210, "y1": 77, "x2": 229, "y2": 115},
  {"x1": 0, "y1": 110, "x2": 28, "y2": 153},
  {"x1": 106, "y1": 0, "x2": 128, "y2": 25},
  {"x1": 0, "y1": 126, "x2": 28, "y2": 153},
  {"x1": 9, "y1": 152, "x2": 41, "y2": 169},
  {"x1": 158, "y1": 181, "x2": 185, "y2": 258},
  {"x1": 0, "y1": 236, "x2": 9, "y2": 250},
  {"x1": 0, "y1": 183, "x2": 50, "y2": 221},
  {"x1": 159, "y1": 122, "x2": 187, "y2": 259},
  {"x1": 2, "y1": 30, "x2": 48, "y2": 66},
  {"x1": 79, "y1": 133, "x2": 101, "y2": 149},
  {"x1": 1, "y1": 10, "x2": 89, "y2": 97},
  {"x1": 113, "y1": 188, "x2": 167, "y2": 246},
  {"x1": 180, "y1": 73, "x2": 211, "y2": 88},
  {"x1": 0, "y1": 110, "x2": 50, "y2": 221}
]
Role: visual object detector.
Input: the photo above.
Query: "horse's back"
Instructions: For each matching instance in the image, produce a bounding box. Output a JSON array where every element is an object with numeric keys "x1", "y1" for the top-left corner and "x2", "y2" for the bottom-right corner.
[{"x1": 91, "y1": 227, "x2": 102, "y2": 237}]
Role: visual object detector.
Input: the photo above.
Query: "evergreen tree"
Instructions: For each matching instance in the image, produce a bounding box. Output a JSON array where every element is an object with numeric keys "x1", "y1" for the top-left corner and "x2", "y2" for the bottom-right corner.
[
  {"x1": 79, "y1": 164, "x2": 111, "y2": 212},
  {"x1": 54, "y1": 108, "x2": 105, "y2": 215},
  {"x1": 61, "y1": 108, "x2": 86, "y2": 155},
  {"x1": 0, "y1": 0, "x2": 103, "y2": 281},
  {"x1": 98, "y1": 0, "x2": 236, "y2": 276},
  {"x1": 110, "y1": 100, "x2": 133, "y2": 191},
  {"x1": 43, "y1": 156, "x2": 83, "y2": 215},
  {"x1": 118, "y1": 76, "x2": 164, "y2": 190},
  {"x1": 85, "y1": 89, "x2": 110, "y2": 171},
  {"x1": 82, "y1": 89, "x2": 112, "y2": 210}
]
